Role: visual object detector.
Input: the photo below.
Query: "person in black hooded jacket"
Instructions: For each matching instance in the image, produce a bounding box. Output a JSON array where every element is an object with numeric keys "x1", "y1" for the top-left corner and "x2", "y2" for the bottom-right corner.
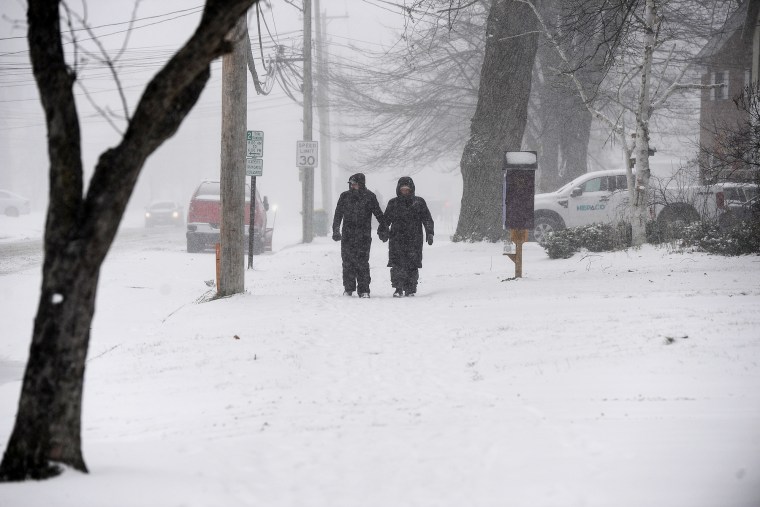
[
  {"x1": 384, "y1": 176, "x2": 434, "y2": 297},
  {"x1": 332, "y1": 173, "x2": 387, "y2": 298}
]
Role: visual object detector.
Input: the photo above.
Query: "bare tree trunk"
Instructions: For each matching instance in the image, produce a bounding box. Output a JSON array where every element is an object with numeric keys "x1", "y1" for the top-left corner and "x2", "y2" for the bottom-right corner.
[
  {"x1": 559, "y1": 90, "x2": 592, "y2": 182},
  {"x1": 631, "y1": 0, "x2": 657, "y2": 246},
  {"x1": 538, "y1": 130, "x2": 561, "y2": 191},
  {"x1": 534, "y1": 49, "x2": 562, "y2": 192},
  {"x1": 455, "y1": 0, "x2": 540, "y2": 242},
  {"x1": 533, "y1": 47, "x2": 592, "y2": 192},
  {"x1": 1, "y1": 259, "x2": 97, "y2": 478},
  {"x1": 1, "y1": 0, "x2": 256, "y2": 482}
]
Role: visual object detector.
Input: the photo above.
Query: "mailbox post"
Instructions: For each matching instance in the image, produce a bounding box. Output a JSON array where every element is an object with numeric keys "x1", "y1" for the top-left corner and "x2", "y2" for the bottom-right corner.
[{"x1": 502, "y1": 151, "x2": 537, "y2": 278}]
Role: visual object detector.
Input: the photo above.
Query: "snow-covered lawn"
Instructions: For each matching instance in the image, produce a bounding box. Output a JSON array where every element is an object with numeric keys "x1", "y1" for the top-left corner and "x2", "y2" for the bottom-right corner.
[{"x1": 1, "y1": 220, "x2": 759, "y2": 507}]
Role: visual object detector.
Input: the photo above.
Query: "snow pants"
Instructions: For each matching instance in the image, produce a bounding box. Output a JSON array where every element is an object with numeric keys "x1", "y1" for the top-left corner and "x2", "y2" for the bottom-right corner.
[
  {"x1": 342, "y1": 243, "x2": 371, "y2": 293},
  {"x1": 390, "y1": 266, "x2": 419, "y2": 294}
]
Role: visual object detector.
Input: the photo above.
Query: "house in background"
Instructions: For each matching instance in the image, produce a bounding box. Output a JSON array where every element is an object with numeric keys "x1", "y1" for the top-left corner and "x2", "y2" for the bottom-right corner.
[{"x1": 696, "y1": 0, "x2": 760, "y2": 183}]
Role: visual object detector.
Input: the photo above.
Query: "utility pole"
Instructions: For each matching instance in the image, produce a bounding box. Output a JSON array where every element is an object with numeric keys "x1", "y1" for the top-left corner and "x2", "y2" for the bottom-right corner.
[
  {"x1": 302, "y1": 0, "x2": 315, "y2": 243},
  {"x1": 219, "y1": 15, "x2": 247, "y2": 296},
  {"x1": 314, "y1": 0, "x2": 333, "y2": 221}
]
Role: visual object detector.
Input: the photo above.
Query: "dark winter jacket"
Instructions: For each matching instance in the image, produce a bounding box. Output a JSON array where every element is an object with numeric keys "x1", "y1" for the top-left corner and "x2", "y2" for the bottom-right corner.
[
  {"x1": 384, "y1": 177, "x2": 434, "y2": 269},
  {"x1": 332, "y1": 173, "x2": 385, "y2": 253}
]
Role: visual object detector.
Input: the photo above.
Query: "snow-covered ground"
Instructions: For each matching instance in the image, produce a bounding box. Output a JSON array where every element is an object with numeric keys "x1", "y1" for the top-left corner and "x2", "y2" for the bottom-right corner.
[
  {"x1": 1, "y1": 213, "x2": 759, "y2": 507},
  {"x1": 0, "y1": 212, "x2": 47, "y2": 244}
]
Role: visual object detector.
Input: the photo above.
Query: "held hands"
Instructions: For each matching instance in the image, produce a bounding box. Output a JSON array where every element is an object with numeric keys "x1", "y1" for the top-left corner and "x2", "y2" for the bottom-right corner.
[
  {"x1": 332, "y1": 232, "x2": 342, "y2": 242},
  {"x1": 378, "y1": 229, "x2": 389, "y2": 242},
  {"x1": 426, "y1": 234, "x2": 434, "y2": 245}
]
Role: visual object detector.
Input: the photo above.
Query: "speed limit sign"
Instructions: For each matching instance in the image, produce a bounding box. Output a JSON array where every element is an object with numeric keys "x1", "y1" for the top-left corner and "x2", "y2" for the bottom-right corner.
[{"x1": 296, "y1": 141, "x2": 319, "y2": 168}]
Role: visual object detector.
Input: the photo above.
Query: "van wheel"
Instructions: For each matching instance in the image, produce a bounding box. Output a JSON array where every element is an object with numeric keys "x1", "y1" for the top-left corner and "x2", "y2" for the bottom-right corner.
[{"x1": 533, "y1": 216, "x2": 562, "y2": 245}]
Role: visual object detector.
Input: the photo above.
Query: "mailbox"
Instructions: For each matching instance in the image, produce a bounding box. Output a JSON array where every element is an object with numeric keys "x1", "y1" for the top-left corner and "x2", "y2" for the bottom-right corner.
[{"x1": 502, "y1": 151, "x2": 537, "y2": 230}]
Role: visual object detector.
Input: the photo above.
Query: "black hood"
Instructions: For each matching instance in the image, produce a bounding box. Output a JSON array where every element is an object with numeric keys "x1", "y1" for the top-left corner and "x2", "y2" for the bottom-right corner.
[
  {"x1": 348, "y1": 173, "x2": 366, "y2": 190},
  {"x1": 395, "y1": 176, "x2": 415, "y2": 197}
]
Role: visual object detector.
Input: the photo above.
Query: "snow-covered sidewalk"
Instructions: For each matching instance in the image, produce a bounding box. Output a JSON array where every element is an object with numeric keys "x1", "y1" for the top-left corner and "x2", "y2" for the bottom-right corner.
[{"x1": 1, "y1": 230, "x2": 759, "y2": 507}]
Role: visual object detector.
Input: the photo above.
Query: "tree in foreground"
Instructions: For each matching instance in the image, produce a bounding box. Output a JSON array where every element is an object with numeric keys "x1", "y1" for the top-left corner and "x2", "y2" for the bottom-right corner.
[{"x1": 0, "y1": 0, "x2": 257, "y2": 481}]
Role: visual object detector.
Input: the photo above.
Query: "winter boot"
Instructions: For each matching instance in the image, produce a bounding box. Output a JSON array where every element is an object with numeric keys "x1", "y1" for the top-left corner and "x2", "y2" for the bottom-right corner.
[
  {"x1": 359, "y1": 292, "x2": 370, "y2": 298},
  {"x1": 343, "y1": 290, "x2": 354, "y2": 297},
  {"x1": 393, "y1": 288, "x2": 404, "y2": 298}
]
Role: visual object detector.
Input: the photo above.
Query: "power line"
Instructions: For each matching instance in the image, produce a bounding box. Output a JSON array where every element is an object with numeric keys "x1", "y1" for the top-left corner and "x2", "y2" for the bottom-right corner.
[
  {"x1": 0, "y1": 8, "x2": 204, "y2": 57},
  {"x1": 0, "y1": 5, "x2": 205, "y2": 41}
]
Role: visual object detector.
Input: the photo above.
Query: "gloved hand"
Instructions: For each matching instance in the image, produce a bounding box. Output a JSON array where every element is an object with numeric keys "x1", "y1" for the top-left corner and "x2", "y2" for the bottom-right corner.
[
  {"x1": 378, "y1": 229, "x2": 389, "y2": 242},
  {"x1": 332, "y1": 232, "x2": 342, "y2": 242},
  {"x1": 426, "y1": 234, "x2": 434, "y2": 245}
]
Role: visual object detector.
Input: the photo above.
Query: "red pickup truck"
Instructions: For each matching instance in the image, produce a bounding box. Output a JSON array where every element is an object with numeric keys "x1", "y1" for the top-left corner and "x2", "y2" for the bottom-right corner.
[{"x1": 186, "y1": 180, "x2": 272, "y2": 254}]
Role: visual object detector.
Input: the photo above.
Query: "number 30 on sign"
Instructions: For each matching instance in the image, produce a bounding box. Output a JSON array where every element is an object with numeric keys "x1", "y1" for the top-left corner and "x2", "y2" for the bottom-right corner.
[{"x1": 296, "y1": 141, "x2": 319, "y2": 168}]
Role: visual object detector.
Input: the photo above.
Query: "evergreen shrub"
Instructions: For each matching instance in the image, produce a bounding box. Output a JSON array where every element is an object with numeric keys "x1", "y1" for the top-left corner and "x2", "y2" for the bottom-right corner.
[
  {"x1": 542, "y1": 222, "x2": 631, "y2": 259},
  {"x1": 680, "y1": 219, "x2": 760, "y2": 255},
  {"x1": 543, "y1": 219, "x2": 760, "y2": 258}
]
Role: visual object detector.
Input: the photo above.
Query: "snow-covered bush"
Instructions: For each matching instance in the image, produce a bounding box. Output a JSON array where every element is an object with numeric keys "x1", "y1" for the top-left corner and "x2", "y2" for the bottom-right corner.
[
  {"x1": 679, "y1": 220, "x2": 760, "y2": 256},
  {"x1": 542, "y1": 217, "x2": 759, "y2": 258},
  {"x1": 542, "y1": 223, "x2": 631, "y2": 259},
  {"x1": 543, "y1": 231, "x2": 577, "y2": 259}
]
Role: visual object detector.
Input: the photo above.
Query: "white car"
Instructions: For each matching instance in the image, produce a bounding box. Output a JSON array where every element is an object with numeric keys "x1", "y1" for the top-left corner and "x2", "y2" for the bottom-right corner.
[
  {"x1": 531, "y1": 170, "x2": 743, "y2": 243},
  {"x1": 532, "y1": 170, "x2": 631, "y2": 243},
  {"x1": 0, "y1": 189, "x2": 31, "y2": 217}
]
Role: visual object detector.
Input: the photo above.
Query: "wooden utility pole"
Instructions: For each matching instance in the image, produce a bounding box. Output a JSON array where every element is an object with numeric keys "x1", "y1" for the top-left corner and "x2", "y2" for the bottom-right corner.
[
  {"x1": 302, "y1": 0, "x2": 314, "y2": 243},
  {"x1": 314, "y1": 0, "x2": 333, "y2": 219},
  {"x1": 219, "y1": 16, "x2": 247, "y2": 296}
]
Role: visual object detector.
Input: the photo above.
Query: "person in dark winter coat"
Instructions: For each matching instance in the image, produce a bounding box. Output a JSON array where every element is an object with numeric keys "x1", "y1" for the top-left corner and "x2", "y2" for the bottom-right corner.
[
  {"x1": 383, "y1": 176, "x2": 434, "y2": 297},
  {"x1": 332, "y1": 173, "x2": 387, "y2": 298}
]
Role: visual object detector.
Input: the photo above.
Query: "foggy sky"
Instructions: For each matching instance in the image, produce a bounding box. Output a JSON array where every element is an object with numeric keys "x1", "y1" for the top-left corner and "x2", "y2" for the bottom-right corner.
[{"x1": 0, "y1": 0, "x2": 464, "y2": 238}]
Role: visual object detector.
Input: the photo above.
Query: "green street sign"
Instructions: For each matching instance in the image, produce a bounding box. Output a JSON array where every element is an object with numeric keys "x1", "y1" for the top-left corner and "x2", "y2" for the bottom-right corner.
[{"x1": 247, "y1": 130, "x2": 264, "y2": 158}]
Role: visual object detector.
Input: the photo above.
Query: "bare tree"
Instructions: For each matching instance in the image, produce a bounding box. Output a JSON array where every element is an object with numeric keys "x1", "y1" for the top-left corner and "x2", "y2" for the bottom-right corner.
[
  {"x1": 526, "y1": 0, "x2": 617, "y2": 192},
  {"x1": 329, "y1": 2, "x2": 488, "y2": 171},
  {"x1": 333, "y1": 0, "x2": 608, "y2": 235},
  {"x1": 0, "y1": 0, "x2": 257, "y2": 482},
  {"x1": 520, "y1": 0, "x2": 733, "y2": 245},
  {"x1": 454, "y1": 0, "x2": 540, "y2": 241},
  {"x1": 337, "y1": 0, "x2": 540, "y2": 240}
]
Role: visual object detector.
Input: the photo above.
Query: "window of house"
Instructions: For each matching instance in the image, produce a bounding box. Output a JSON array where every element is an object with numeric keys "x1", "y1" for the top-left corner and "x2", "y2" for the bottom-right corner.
[{"x1": 711, "y1": 71, "x2": 729, "y2": 100}]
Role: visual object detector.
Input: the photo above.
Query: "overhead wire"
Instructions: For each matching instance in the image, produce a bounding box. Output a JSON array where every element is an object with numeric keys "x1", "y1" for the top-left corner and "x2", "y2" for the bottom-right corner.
[
  {"x1": 1, "y1": 0, "x2": 433, "y2": 131},
  {"x1": 0, "y1": 5, "x2": 205, "y2": 42}
]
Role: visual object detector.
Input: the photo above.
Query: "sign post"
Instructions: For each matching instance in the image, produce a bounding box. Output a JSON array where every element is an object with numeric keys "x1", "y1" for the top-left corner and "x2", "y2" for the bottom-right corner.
[
  {"x1": 247, "y1": 130, "x2": 264, "y2": 268},
  {"x1": 502, "y1": 151, "x2": 537, "y2": 279}
]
